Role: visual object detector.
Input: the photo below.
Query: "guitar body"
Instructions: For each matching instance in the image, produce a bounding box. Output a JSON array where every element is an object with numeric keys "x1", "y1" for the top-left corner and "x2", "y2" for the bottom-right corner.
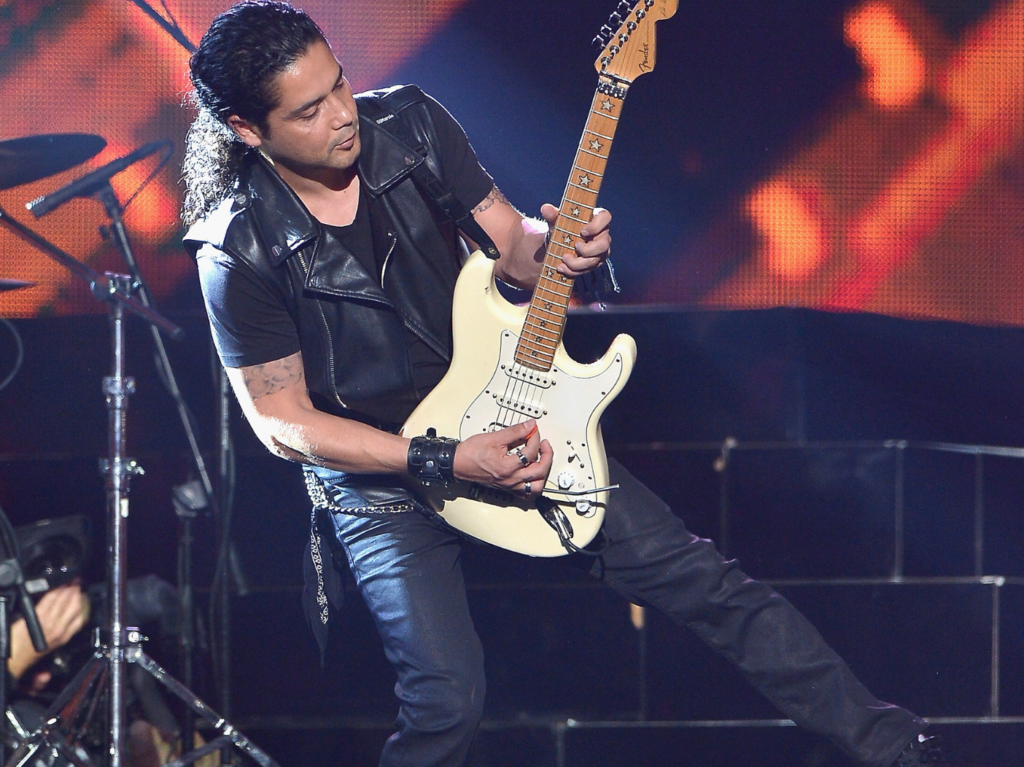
[{"x1": 402, "y1": 251, "x2": 637, "y2": 557}]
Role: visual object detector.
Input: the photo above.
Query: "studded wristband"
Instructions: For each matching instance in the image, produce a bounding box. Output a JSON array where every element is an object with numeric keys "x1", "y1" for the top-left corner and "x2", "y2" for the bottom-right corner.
[{"x1": 407, "y1": 431, "x2": 460, "y2": 487}]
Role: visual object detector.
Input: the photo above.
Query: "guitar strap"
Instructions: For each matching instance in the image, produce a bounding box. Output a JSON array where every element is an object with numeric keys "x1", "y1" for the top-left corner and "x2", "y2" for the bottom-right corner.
[
  {"x1": 357, "y1": 92, "x2": 501, "y2": 260},
  {"x1": 358, "y1": 89, "x2": 619, "y2": 303}
]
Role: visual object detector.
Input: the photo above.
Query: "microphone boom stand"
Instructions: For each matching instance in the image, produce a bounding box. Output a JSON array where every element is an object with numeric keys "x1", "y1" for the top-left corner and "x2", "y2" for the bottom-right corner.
[
  {"x1": 95, "y1": 168, "x2": 244, "y2": 762},
  {"x1": 111, "y1": 5, "x2": 244, "y2": 755}
]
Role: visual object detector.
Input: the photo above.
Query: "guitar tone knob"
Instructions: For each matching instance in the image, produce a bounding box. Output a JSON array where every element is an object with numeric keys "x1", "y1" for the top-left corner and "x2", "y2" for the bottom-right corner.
[
  {"x1": 575, "y1": 499, "x2": 595, "y2": 517},
  {"x1": 556, "y1": 471, "x2": 576, "y2": 490}
]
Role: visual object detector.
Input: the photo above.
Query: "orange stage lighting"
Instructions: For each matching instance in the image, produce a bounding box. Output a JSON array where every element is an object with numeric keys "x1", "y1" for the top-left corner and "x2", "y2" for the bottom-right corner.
[
  {"x1": 653, "y1": 0, "x2": 1024, "y2": 327},
  {"x1": 748, "y1": 180, "x2": 827, "y2": 280}
]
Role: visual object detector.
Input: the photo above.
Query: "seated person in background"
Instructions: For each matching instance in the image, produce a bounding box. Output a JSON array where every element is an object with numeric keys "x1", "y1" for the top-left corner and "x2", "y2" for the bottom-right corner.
[
  {"x1": 6, "y1": 579, "x2": 201, "y2": 767},
  {"x1": 8, "y1": 582, "x2": 90, "y2": 690}
]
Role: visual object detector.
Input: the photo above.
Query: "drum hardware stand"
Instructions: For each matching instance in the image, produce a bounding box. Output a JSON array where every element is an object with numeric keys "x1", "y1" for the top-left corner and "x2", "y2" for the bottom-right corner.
[
  {"x1": 99, "y1": 10, "x2": 241, "y2": 744},
  {"x1": 92, "y1": 160, "x2": 248, "y2": 765},
  {"x1": 5, "y1": 627, "x2": 275, "y2": 767},
  {"x1": 0, "y1": 203, "x2": 279, "y2": 767}
]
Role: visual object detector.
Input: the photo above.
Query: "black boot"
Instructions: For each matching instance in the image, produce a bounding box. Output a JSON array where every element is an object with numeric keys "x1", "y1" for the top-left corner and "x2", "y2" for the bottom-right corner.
[{"x1": 891, "y1": 734, "x2": 946, "y2": 766}]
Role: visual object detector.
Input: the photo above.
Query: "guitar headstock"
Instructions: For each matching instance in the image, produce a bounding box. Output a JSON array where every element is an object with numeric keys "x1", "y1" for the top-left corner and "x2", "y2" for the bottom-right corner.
[{"x1": 593, "y1": 0, "x2": 677, "y2": 82}]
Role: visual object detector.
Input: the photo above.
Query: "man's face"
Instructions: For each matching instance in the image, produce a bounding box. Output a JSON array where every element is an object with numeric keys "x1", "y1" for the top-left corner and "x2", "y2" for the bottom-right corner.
[{"x1": 229, "y1": 40, "x2": 361, "y2": 181}]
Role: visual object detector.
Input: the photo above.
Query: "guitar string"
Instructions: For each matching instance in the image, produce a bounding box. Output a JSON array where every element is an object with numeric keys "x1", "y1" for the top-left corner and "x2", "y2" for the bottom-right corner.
[
  {"x1": 496, "y1": 363, "x2": 545, "y2": 433},
  {"x1": 499, "y1": 362, "x2": 524, "y2": 428},
  {"x1": 497, "y1": 365, "x2": 517, "y2": 429}
]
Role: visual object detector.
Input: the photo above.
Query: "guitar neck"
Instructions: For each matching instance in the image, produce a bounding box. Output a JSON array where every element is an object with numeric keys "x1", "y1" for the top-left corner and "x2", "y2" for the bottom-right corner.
[{"x1": 514, "y1": 77, "x2": 629, "y2": 372}]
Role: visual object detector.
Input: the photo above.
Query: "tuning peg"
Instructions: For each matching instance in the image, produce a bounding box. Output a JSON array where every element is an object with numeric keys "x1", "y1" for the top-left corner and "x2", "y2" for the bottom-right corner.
[{"x1": 607, "y1": 11, "x2": 623, "y2": 26}]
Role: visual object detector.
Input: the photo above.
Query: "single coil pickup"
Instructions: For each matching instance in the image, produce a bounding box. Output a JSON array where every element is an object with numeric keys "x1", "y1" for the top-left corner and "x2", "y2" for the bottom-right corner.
[
  {"x1": 503, "y1": 365, "x2": 553, "y2": 388},
  {"x1": 492, "y1": 393, "x2": 546, "y2": 417}
]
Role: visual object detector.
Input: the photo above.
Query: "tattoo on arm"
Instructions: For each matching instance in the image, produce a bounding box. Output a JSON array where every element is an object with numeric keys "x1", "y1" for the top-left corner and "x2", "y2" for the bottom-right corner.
[
  {"x1": 239, "y1": 353, "x2": 305, "y2": 401},
  {"x1": 471, "y1": 186, "x2": 522, "y2": 218}
]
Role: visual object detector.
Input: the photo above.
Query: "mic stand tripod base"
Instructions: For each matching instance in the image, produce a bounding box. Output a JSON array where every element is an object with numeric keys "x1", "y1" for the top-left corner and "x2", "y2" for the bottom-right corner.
[{"x1": 3, "y1": 632, "x2": 280, "y2": 767}]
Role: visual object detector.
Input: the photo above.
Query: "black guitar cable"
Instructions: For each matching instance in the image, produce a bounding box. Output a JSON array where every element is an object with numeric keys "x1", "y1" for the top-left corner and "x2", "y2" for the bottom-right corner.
[{"x1": 536, "y1": 496, "x2": 610, "y2": 557}]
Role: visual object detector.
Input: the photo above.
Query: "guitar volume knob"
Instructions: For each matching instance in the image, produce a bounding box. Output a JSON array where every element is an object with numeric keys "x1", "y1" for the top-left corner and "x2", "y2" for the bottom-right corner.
[{"x1": 556, "y1": 471, "x2": 576, "y2": 490}]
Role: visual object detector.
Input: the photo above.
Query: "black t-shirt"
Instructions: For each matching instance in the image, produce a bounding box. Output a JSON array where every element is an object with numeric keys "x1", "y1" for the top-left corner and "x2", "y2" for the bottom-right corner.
[
  {"x1": 199, "y1": 94, "x2": 494, "y2": 399},
  {"x1": 321, "y1": 191, "x2": 449, "y2": 397}
]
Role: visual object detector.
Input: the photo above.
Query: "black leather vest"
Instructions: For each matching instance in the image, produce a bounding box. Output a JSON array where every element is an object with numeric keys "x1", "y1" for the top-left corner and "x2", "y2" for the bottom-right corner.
[{"x1": 184, "y1": 86, "x2": 468, "y2": 427}]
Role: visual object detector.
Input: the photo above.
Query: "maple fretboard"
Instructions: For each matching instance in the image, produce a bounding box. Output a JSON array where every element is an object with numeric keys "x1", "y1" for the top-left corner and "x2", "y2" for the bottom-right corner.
[{"x1": 514, "y1": 77, "x2": 629, "y2": 372}]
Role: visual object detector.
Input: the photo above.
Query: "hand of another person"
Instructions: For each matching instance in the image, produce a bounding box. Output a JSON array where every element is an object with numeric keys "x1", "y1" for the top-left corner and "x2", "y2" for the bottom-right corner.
[
  {"x1": 453, "y1": 419, "x2": 553, "y2": 496},
  {"x1": 539, "y1": 203, "x2": 612, "y2": 278},
  {"x1": 8, "y1": 583, "x2": 91, "y2": 681}
]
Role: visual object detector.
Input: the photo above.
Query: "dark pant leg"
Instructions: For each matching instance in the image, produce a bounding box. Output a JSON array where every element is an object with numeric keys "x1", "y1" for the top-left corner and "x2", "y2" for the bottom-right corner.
[
  {"x1": 329, "y1": 511, "x2": 484, "y2": 767},
  {"x1": 586, "y1": 459, "x2": 924, "y2": 767}
]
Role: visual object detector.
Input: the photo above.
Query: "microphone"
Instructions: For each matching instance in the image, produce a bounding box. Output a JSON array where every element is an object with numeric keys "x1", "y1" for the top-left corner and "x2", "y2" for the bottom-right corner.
[{"x1": 26, "y1": 140, "x2": 172, "y2": 218}]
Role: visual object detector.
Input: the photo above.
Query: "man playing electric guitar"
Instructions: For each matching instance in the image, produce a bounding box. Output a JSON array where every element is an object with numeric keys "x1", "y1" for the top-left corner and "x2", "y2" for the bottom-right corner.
[{"x1": 183, "y1": 2, "x2": 943, "y2": 765}]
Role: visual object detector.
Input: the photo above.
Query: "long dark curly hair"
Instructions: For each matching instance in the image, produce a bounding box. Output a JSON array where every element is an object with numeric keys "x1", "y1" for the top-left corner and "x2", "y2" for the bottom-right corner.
[{"x1": 181, "y1": 1, "x2": 327, "y2": 227}]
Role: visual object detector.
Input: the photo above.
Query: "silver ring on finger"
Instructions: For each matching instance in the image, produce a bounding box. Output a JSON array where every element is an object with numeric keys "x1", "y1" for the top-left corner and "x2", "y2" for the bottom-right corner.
[
  {"x1": 514, "y1": 447, "x2": 530, "y2": 467},
  {"x1": 523, "y1": 480, "x2": 532, "y2": 495}
]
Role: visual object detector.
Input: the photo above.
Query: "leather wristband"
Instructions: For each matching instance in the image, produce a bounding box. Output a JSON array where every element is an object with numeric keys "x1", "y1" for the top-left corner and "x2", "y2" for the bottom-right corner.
[{"x1": 408, "y1": 430, "x2": 460, "y2": 487}]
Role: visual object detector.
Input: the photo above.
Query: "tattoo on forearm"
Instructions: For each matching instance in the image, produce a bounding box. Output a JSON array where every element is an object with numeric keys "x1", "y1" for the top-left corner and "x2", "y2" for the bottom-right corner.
[{"x1": 241, "y1": 354, "x2": 304, "y2": 400}]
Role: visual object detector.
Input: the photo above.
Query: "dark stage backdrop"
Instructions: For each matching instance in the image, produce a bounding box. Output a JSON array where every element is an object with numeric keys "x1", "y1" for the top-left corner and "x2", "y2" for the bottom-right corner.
[
  {"x1": 1, "y1": 0, "x2": 1022, "y2": 324},
  {"x1": 2, "y1": 5, "x2": 1024, "y2": 762}
]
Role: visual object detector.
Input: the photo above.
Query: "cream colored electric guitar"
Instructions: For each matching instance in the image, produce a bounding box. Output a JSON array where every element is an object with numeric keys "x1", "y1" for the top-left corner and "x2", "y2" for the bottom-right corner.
[{"x1": 402, "y1": 0, "x2": 677, "y2": 557}]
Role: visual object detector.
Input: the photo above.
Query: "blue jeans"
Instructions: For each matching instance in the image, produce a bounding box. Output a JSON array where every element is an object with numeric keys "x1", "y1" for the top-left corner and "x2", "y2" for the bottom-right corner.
[{"x1": 324, "y1": 459, "x2": 924, "y2": 767}]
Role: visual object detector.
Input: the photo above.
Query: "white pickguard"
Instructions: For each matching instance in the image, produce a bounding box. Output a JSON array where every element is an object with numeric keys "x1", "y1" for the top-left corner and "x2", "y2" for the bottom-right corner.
[{"x1": 462, "y1": 329, "x2": 625, "y2": 512}]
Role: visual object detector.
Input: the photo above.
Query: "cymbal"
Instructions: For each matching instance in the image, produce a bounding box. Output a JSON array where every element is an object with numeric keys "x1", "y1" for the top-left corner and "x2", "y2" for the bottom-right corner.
[
  {"x1": 0, "y1": 278, "x2": 34, "y2": 292},
  {"x1": 0, "y1": 134, "x2": 107, "y2": 191}
]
